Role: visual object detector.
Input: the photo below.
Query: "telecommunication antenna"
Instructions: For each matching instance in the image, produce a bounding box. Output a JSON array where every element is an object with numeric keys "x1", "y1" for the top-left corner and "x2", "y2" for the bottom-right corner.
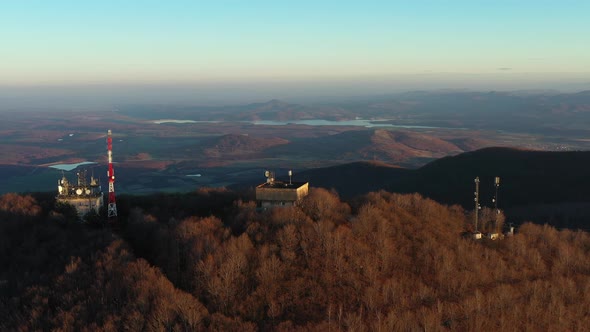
[
  {"x1": 288, "y1": 169, "x2": 293, "y2": 185},
  {"x1": 264, "y1": 170, "x2": 275, "y2": 184},
  {"x1": 107, "y1": 130, "x2": 117, "y2": 219},
  {"x1": 77, "y1": 169, "x2": 87, "y2": 187},
  {"x1": 474, "y1": 176, "x2": 480, "y2": 232},
  {"x1": 493, "y1": 176, "x2": 501, "y2": 231},
  {"x1": 493, "y1": 176, "x2": 500, "y2": 212}
]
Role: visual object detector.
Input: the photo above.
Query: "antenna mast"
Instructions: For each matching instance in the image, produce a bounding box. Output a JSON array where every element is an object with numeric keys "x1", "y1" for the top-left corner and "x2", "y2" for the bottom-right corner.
[
  {"x1": 493, "y1": 176, "x2": 500, "y2": 231},
  {"x1": 107, "y1": 130, "x2": 117, "y2": 219},
  {"x1": 474, "y1": 176, "x2": 480, "y2": 232}
]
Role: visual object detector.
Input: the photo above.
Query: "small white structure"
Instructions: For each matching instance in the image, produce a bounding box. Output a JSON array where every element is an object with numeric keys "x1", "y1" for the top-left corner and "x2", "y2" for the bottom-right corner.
[
  {"x1": 487, "y1": 232, "x2": 501, "y2": 240},
  {"x1": 472, "y1": 231, "x2": 483, "y2": 240},
  {"x1": 505, "y1": 226, "x2": 515, "y2": 237}
]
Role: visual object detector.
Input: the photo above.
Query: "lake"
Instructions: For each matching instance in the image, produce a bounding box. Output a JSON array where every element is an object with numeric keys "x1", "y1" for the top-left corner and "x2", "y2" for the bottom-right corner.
[
  {"x1": 49, "y1": 161, "x2": 97, "y2": 171},
  {"x1": 153, "y1": 119, "x2": 439, "y2": 129}
]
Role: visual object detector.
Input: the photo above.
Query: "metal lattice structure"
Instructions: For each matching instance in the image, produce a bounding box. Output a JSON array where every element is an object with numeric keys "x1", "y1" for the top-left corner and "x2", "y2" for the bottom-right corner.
[{"x1": 474, "y1": 176, "x2": 480, "y2": 232}]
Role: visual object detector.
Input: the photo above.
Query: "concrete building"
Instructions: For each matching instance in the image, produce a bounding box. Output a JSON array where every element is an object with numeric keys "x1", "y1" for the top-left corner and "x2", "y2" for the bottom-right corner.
[
  {"x1": 256, "y1": 181, "x2": 309, "y2": 208},
  {"x1": 56, "y1": 170, "x2": 103, "y2": 219}
]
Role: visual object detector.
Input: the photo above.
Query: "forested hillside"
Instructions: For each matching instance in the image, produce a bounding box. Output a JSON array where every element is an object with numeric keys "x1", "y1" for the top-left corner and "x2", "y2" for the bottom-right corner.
[{"x1": 2, "y1": 189, "x2": 590, "y2": 331}]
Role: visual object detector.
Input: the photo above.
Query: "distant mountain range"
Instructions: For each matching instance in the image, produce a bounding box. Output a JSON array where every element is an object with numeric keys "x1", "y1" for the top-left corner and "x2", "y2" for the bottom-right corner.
[
  {"x1": 118, "y1": 90, "x2": 590, "y2": 135},
  {"x1": 118, "y1": 99, "x2": 327, "y2": 122}
]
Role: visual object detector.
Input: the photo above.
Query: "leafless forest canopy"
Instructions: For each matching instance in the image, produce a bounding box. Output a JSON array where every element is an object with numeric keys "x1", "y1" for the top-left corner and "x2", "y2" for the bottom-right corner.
[{"x1": 1, "y1": 189, "x2": 590, "y2": 331}]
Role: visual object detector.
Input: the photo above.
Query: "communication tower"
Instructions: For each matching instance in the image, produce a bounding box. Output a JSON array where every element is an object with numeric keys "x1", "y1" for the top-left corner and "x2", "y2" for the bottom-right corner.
[
  {"x1": 493, "y1": 176, "x2": 501, "y2": 231},
  {"x1": 493, "y1": 176, "x2": 500, "y2": 211},
  {"x1": 474, "y1": 176, "x2": 481, "y2": 232},
  {"x1": 107, "y1": 129, "x2": 117, "y2": 219}
]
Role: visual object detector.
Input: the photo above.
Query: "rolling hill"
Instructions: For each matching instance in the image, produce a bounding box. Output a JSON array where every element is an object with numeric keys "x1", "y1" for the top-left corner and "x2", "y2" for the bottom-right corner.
[
  {"x1": 296, "y1": 147, "x2": 590, "y2": 228},
  {"x1": 266, "y1": 129, "x2": 465, "y2": 167},
  {"x1": 199, "y1": 133, "x2": 289, "y2": 158},
  {"x1": 402, "y1": 147, "x2": 590, "y2": 207},
  {"x1": 292, "y1": 161, "x2": 410, "y2": 198}
]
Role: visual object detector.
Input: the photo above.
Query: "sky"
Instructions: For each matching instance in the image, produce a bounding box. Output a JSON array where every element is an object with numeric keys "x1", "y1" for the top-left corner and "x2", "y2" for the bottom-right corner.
[{"x1": 1, "y1": 0, "x2": 589, "y2": 102}]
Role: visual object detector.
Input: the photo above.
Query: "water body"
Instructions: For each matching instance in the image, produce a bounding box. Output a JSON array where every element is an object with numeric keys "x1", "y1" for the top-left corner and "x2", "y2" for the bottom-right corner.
[
  {"x1": 153, "y1": 118, "x2": 439, "y2": 129},
  {"x1": 49, "y1": 161, "x2": 97, "y2": 171},
  {"x1": 153, "y1": 119, "x2": 219, "y2": 124},
  {"x1": 251, "y1": 119, "x2": 439, "y2": 129}
]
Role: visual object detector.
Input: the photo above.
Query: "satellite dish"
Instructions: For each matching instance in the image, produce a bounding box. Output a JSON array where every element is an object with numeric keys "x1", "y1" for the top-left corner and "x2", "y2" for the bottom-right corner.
[
  {"x1": 85, "y1": 189, "x2": 91, "y2": 195},
  {"x1": 288, "y1": 170, "x2": 293, "y2": 176},
  {"x1": 265, "y1": 170, "x2": 270, "y2": 177},
  {"x1": 76, "y1": 189, "x2": 82, "y2": 195}
]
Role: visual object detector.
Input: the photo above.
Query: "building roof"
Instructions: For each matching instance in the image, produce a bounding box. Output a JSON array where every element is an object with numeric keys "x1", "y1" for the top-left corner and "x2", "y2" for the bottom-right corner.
[{"x1": 256, "y1": 181, "x2": 308, "y2": 190}]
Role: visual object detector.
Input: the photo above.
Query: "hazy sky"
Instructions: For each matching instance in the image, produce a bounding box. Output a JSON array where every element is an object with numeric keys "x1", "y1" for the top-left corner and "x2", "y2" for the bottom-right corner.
[{"x1": 1, "y1": 1, "x2": 589, "y2": 96}]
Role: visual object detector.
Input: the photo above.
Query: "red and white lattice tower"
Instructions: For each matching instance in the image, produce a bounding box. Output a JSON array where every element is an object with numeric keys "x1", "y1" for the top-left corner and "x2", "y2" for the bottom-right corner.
[{"x1": 107, "y1": 129, "x2": 118, "y2": 218}]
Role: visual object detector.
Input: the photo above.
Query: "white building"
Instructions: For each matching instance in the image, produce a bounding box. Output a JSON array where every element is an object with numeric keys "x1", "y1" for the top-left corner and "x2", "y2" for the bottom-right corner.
[{"x1": 56, "y1": 170, "x2": 103, "y2": 219}]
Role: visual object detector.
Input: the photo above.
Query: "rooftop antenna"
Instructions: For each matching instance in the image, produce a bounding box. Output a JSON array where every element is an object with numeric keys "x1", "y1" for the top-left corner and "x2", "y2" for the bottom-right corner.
[
  {"x1": 90, "y1": 168, "x2": 98, "y2": 187},
  {"x1": 474, "y1": 176, "x2": 481, "y2": 232},
  {"x1": 77, "y1": 169, "x2": 87, "y2": 187},
  {"x1": 59, "y1": 171, "x2": 69, "y2": 196},
  {"x1": 265, "y1": 170, "x2": 275, "y2": 184},
  {"x1": 288, "y1": 169, "x2": 293, "y2": 185}
]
